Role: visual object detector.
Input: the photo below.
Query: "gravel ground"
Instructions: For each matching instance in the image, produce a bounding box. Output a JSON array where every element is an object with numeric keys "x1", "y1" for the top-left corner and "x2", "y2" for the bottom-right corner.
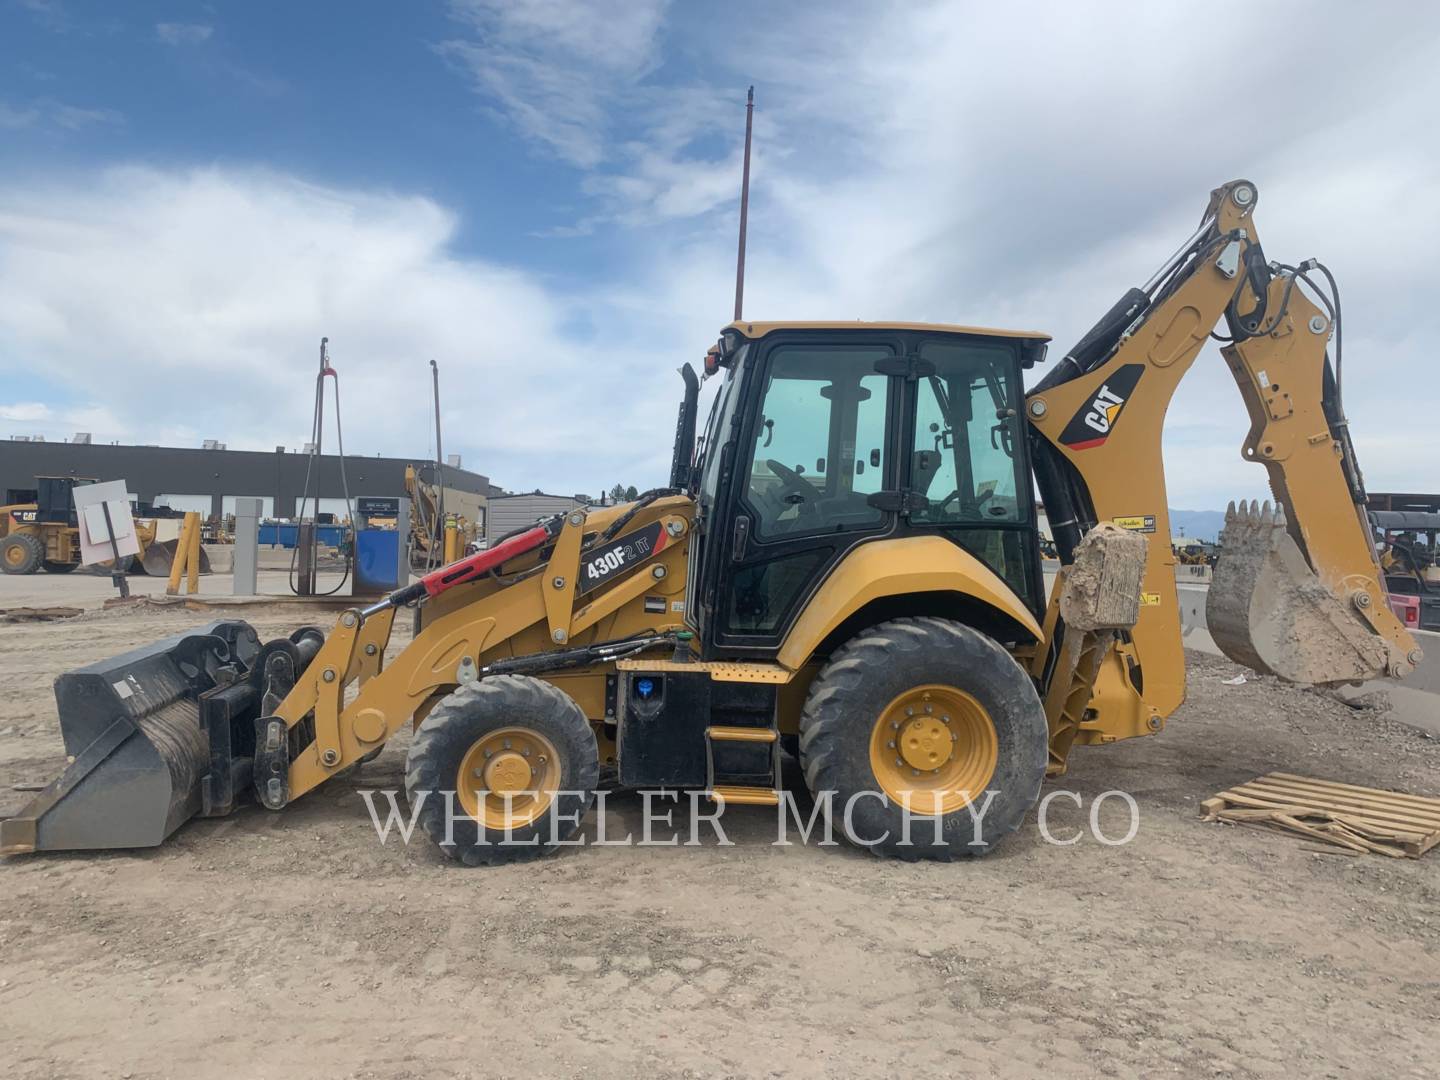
[{"x1": 1, "y1": 598, "x2": 1437, "y2": 1079}]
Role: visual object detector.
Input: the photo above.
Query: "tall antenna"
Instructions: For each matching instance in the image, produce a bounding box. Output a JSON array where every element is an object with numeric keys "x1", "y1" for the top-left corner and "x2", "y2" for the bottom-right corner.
[
  {"x1": 429, "y1": 359, "x2": 445, "y2": 569},
  {"x1": 733, "y1": 85, "x2": 754, "y2": 322}
]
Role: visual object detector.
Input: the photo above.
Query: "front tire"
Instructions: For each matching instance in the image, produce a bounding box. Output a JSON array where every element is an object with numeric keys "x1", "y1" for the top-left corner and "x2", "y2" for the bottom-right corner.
[
  {"x1": 2, "y1": 534, "x2": 43, "y2": 575},
  {"x1": 405, "y1": 675, "x2": 599, "y2": 866},
  {"x1": 799, "y1": 616, "x2": 1047, "y2": 860}
]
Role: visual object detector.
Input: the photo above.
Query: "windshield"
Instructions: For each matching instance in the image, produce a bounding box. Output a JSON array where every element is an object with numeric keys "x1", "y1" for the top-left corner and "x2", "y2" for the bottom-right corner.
[{"x1": 696, "y1": 345, "x2": 748, "y2": 506}]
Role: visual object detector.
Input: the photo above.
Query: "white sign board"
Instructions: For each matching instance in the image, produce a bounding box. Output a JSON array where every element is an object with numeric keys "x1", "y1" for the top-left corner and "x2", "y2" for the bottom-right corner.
[{"x1": 73, "y1": 479, "x2": 141, "y2": 565}]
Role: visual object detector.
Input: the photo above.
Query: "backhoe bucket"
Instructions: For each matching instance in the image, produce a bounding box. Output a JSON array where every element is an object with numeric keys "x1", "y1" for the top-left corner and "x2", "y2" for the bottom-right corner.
[
  {"x1": 0, "y1": 621, "x2": 319, "y2": 855},
  {"x1": 140, "y1": 538, "x2": 212, "y2": 577},
  {"x1": 1207, "y1": 500, "x2": 1391, "y2": 684}
]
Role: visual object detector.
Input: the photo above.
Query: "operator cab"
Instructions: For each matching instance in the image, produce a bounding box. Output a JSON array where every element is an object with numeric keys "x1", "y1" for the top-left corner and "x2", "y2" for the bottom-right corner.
[{"x1": 687, "y1": 320, "x2": 1050, "y2": 660}]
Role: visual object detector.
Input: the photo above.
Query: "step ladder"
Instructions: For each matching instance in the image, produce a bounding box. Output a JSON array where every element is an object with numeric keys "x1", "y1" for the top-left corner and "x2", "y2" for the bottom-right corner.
[{"x1": 704, "y1": 725, "x2": 780, "y2": 806}]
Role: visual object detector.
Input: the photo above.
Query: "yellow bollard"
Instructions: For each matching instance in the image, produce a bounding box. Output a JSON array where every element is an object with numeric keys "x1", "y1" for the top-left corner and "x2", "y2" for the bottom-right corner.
[
  {"x1": 166, "y1": 512, "x2": 201, "y2": 596},
  {"x1": 186, "y1": 511, "x2": 201, "y2": 595},
  {"x1": 444, "y1": 518, "x2": 461, "y2": 564}
]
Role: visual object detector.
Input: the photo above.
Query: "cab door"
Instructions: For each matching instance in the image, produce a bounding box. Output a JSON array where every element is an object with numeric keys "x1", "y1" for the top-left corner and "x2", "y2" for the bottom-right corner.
[
  {"x1": 899, "y1": 337, "x2": 1042, "y2": 615},
  {"x1": 706, "y1": 335, "x2": 900, "y2": 656}
]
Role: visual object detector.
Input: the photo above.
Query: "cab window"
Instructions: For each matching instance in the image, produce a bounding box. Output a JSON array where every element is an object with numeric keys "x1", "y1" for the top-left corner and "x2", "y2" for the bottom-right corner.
[
  {"x1": 909, "y1": 341, "x2": 1023, "y2": 525},
  {"x1": 743, "y1": 344, "x2": 893, "y2": 541}
]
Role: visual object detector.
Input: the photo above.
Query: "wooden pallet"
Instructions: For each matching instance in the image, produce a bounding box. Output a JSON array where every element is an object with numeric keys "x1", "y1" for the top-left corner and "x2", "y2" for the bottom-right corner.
[{"x1": 1201, "y1": 772, "x2": 1440, "y2": 859}]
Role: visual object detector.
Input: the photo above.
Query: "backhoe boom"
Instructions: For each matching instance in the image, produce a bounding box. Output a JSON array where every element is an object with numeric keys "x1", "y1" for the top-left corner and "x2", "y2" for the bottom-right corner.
[{"x1": 1026, "y1": 179, "x2": 1418, "y2": 729}]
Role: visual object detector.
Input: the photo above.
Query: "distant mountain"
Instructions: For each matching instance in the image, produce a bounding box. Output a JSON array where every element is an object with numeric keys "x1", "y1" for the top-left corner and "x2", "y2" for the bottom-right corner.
[{"x1": 1169, "y1": 509, "x2": 1226, "y2": 543}]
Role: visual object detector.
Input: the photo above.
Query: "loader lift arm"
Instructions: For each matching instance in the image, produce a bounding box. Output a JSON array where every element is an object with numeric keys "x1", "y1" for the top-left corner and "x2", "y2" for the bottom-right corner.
[
  {"x1": 265, "y1": 498, "x2": 692, "y2": 805},
  {"x1": 1026, "y1": 179, "x2": 1419, "y2": 726}
]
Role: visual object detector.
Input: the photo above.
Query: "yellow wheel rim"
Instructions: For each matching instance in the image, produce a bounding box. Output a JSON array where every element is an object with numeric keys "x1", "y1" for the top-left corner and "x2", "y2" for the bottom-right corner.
[
  {"x1": 868, "y1": 684, "x2": 998, "y2": 815},
  {"x1": 4, "y1": 543, "x2": 29, "y2": 568},
  {"x1": 456, "y1": 727, "x2": 561, "y2": 830}
]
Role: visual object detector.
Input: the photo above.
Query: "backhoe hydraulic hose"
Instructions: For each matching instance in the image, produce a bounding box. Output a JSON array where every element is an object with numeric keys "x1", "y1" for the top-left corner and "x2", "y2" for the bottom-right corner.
[
  {"x1": 479, "y1": 633, "x2": 675, "y2": 678},
  {"x1": 595, "y1": 488, "x2": 680, "y2": 546},
  {"x1": 1141, "y1": 214, "x2": 1216, "y2": 294},
  {"x1": 1298, "y1": 261, "x2": 1343, "y2": 416}
]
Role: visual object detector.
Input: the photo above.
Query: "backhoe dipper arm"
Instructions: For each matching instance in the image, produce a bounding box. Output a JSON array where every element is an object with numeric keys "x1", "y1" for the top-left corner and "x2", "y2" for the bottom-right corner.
[{"x1": 1025, "y1": 180, "x2": 1418, "y2": 721}]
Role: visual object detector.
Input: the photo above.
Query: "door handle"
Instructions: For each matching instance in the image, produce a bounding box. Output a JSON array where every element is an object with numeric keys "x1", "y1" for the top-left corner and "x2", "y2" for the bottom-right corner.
[{"x1": 731, "y1": 515, "x2": 751, "y2": 562}]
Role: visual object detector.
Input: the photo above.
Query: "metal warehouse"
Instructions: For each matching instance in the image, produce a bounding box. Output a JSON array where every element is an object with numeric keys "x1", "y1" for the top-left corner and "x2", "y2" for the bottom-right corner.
[{"x1": 2, "y1": 439, "x2": 490, "y2": 525}]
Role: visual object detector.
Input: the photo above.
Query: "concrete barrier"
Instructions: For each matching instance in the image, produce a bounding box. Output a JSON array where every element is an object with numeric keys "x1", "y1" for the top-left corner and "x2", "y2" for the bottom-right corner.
[{"x1": 202, "y1": 544, "x2": 234, "y2": 574}]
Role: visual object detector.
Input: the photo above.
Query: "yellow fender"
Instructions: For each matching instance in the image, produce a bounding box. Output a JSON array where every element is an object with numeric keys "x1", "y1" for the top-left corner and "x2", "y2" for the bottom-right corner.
[{"x1": 777, "y1": 536, "x2": 1042, "y2": 671}]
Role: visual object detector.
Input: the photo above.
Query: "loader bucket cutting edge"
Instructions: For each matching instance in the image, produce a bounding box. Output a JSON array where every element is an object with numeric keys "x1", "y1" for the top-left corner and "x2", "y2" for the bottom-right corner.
[
  {"x1": 0, "y1": 620, "x2": 283, "y2": 856},
  {"x1": 1207, "y1": 499, "x2": 1393, "y2": 685}
]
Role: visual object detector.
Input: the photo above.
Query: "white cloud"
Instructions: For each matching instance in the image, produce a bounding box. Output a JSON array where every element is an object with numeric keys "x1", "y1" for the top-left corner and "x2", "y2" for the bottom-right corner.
[
  {"x1": 0, "y1": 166, "x2": 692, "y2": 493},
  {"x1": 439, "y1": 0, "x2": 744, "y2": 231},
  {"x1": 439, "y1": 0, "x2": 668, "y2": 168},
  {"x1": 0, "y1": 402, "x2": 53, "y2": 422},
  {"x1": 156, "y1": 22, "x2": 213, "y2": 46}
]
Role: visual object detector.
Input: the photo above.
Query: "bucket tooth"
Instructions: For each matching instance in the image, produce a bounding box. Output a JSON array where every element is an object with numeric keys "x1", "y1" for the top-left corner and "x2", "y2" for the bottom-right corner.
[{"x1": 1208, "y1": 498, "x2": 1391, "y2": 684}]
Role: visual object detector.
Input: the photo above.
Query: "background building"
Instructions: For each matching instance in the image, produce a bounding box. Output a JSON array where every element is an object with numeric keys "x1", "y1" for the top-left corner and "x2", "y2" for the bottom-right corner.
[
  {"x1": 2, "y1": 438, "x2": 489, "y2": 526},
  {"x1": 484, "y1": 491, "x2": 592, "y2": 542}
]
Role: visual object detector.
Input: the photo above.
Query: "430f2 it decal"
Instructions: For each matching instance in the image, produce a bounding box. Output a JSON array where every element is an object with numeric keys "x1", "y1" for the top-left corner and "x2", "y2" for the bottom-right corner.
[
  {"x1": 1058, "y1": 364, "x2": 1145, "y2": 450},
  {"x1": 578, "y1": 520, "x2": 670, "y2": 594}
]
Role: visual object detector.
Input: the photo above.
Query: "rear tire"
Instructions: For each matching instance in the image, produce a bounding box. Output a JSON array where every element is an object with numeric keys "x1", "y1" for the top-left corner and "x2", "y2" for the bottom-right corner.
[
  {"x1": 799, "y1": 616, "x2": 1047, "y2": 861},
  {"x1": 2, "y1": 534, "x2": 43, "y2": 575},
  {"x1": 405, "y1": 675, "x2": 598, "y2": 866},
  {"x1": 42, "y1": 560, "x2": 77, "y2": 574}
]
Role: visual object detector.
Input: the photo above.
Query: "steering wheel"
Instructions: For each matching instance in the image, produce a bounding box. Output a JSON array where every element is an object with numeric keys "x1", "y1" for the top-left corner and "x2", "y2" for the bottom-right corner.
[
  {"x1": 766, "y1": 459, "x2": 809, "y2": 497},
  {"x1": 933, "y1": 487, "x2": 996, "y2": 519},
  {"x1": 764, "y1": 459, "x2": 820, "y2": 523},
  {"x1": 934, "y1": 489, "x2": 962, "y2": 516}
]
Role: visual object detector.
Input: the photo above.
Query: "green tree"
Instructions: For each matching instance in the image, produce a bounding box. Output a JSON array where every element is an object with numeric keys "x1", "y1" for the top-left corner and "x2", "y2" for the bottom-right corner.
[
  {"x1": 624, "y1": 485, "x2": 638, "y2": 501},
  {"x1": 608, "y1": 483, "x2": 627, "y2": 504}
]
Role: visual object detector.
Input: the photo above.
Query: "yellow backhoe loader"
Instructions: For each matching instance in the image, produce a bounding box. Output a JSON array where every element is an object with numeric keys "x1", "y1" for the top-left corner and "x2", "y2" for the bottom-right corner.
[{"x1": 0, "y1": 180, "x2": 1420, "y2": 864}]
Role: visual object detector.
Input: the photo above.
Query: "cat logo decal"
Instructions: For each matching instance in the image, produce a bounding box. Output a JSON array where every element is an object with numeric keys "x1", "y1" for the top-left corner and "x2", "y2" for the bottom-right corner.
[{"x1": 1058, "y1": 364, "x2": 1145, "y2": 450}]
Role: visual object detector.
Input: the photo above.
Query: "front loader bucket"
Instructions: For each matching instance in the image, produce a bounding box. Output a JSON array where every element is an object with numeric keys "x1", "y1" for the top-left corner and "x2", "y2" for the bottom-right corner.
[
  {"x1": 140, "y1": 539, "x2": 212, "y2": 577},
  {"x1": 1207, "y1": 500, "x2": 1393, "y2": 684},
  {"x1": 0, "y1": 621, "x2": 268, "y2": 855}
]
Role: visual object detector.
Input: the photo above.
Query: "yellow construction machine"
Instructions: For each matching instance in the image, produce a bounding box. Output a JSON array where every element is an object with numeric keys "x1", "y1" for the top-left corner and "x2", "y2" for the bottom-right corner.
[
  {"x1": 0, "y1": 180, "x2": 1420, "y2": 863},
  {"x1": 1, "y1": 477, "x2": 91, "y2": 575},
  {"x1": 0, "y1": 476, "x2": 205, "y2": 577},
  {"x1": 404, "y1": 464, "x2": 478, "y2": 569}
]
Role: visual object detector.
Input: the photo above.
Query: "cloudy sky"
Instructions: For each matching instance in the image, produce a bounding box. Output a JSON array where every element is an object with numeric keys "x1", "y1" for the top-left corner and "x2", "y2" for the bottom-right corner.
[{"x1": 1, "y1": 1, "x2": 1437, "y2": 508}]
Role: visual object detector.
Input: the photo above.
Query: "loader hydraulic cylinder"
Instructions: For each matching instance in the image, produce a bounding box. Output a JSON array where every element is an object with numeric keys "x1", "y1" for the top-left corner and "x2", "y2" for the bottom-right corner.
[{"x1": 364, "y1": 523, "x2": 553, "y2": 616}]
